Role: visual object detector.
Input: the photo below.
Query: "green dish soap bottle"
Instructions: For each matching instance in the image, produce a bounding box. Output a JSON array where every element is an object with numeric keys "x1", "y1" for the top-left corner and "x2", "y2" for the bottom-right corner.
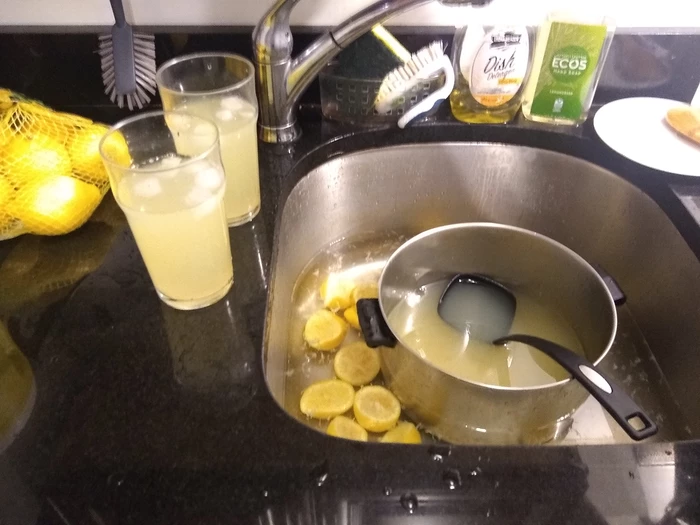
[
  {"x1": 522, "y1": 13, "x2": 615, "y2": 125},
  {"x1": 450, "y1": 21, "x2": 532, "y2": 124}
]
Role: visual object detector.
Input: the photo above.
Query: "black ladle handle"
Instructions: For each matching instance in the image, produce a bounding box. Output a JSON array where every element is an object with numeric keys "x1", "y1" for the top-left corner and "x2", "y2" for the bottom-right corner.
[
  {"x1": 494, "y1": 334, "x2": 658, "y2": 441},
  {"x1": 357, "y1": 299, "x2": 397, "y2": 348}
]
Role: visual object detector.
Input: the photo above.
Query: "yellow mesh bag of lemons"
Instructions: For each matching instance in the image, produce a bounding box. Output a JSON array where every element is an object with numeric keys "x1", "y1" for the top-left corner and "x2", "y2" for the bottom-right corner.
[{"x1": 0, "y1": 89, "x2": 126, "y2": 239}]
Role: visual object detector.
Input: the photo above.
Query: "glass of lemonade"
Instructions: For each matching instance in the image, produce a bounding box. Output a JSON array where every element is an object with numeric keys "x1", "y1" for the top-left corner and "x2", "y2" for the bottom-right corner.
[
  {"x1": 156, "y1": 53, "x2": 260, "y2": 226},
  {"x1": 100, "y1": 111, "x2": 233, "y2": 310}
]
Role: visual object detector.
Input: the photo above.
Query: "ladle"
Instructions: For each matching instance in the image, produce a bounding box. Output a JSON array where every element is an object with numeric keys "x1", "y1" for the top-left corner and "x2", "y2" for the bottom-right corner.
[{"x1": 438, "y1": 273, "x2": 658, "y2": 441}]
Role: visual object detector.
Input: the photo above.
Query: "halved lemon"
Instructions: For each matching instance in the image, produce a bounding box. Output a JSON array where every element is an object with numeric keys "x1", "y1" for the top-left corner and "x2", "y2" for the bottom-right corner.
[
  {"x1": 333, "y1": 341, "x2": 381, "y2": 386},
  {"x1": 303, "y1": 309, "x2": 348, "y2": 351},
  {"x1": 300, "y1": 379, "x2": 355, "y2": 419},
  {"x1": 327, "y1": 415, "x2": 368, "y2": 441},
  {"x1": 352, "y1": 282, "x2": 379, "y2": 303},
  {"x1": 353, "y1": 385, "x2": 401, "y2": 433},
  {"x1": 320, "y1": 276, "x2": 355, "y2": 311},
  {"x1": 343, "y1": 305, "x2": 361, "y2": 330},
  {"x1": 380, "y1": 421, "x2": 422, "y2": 444}
]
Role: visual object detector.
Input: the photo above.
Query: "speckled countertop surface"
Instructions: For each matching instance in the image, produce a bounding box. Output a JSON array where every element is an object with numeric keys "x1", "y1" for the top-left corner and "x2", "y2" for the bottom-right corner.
[{"x1": 1, "y1": 107, "x2": 699, "y2": 524}]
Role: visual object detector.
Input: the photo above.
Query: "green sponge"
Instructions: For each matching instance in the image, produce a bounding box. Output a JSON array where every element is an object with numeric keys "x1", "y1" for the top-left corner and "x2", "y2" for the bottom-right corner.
[{"x1": 334, "y1": 25, "x2": 410, "y2": 79}]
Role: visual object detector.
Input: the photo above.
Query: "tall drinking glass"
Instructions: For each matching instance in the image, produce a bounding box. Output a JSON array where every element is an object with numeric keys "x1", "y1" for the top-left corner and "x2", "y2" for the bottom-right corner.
[
  {"x1": 156, "y1": 53, "x2": 260, "y2": 226},
  {"x1": 100, "y1": 111, "x2": 233, "y2": 310}
]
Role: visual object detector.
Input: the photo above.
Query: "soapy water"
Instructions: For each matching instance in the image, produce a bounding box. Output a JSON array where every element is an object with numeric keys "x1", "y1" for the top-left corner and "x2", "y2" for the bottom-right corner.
[{"x1": 387, "y1": 279, "x2": 585, "y2": 387}]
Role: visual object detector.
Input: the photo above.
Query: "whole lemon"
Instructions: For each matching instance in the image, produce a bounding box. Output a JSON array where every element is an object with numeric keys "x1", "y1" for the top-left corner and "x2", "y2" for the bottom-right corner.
[
  {"x1": 67, "y1": 124, "x2": 111, "y2": 183},
  {"x1": 0, "y1": 108, "x2": 17, "y2": 148},
  {"x1": 8, "y1": 175, "x2": 102, "y2": 235},
  {"x1": 2, "y1": 132, "x2": 72, "y2": 186},
  {"x1": 99, "y1": 129, "x2": 131, "y2": 168},
  {"x1": 0, "y1": 89, "x2": 13, "y2": 110},
  {"x1": 18, "y1": 102, "x2": 91, "y2": 143},
  {"x1": 0, "y1": 175, "x2": 13, "y2": 206},
  {"x1": 0, "y1": 176, "x2": 16, "y2": 232}
]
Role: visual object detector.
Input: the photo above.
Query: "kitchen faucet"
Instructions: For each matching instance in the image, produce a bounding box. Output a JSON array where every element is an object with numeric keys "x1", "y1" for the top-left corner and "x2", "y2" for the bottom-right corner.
[{"x1": 252, "y1": 0, "x2": 491, "y2": 143}]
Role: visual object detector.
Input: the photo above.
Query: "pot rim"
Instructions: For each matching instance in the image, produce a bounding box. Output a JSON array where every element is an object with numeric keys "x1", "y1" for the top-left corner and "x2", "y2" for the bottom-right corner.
[{"x1": 377, "y1": 222, "x2": 619, "y2": 392}]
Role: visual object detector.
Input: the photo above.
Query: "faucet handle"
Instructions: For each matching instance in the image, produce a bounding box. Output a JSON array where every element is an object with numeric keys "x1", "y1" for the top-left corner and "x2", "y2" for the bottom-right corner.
[{"x1": 253, "y1": 0, "x2": 298, "y2": 63}]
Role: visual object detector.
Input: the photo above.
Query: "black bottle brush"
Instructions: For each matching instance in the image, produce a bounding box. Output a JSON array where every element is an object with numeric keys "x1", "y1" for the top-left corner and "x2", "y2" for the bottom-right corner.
[{"x1": 98, "y1": 0, "x2": 156, "y2": 110}]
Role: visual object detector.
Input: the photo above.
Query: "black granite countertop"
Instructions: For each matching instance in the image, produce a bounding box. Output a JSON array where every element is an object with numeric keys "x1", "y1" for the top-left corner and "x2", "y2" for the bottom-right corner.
[{"x1": 1, "y1": 107, "x2": 700, "y2": 525}]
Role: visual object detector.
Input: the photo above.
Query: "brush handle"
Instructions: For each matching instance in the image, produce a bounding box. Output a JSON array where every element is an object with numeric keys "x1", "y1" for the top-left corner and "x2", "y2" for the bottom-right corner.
[
  {"x1": 110, "y1": 0, "x2": 127, "y2": 27},
  {"x1": 398, "y1": 55, "x2": 454, "y2": 129}
]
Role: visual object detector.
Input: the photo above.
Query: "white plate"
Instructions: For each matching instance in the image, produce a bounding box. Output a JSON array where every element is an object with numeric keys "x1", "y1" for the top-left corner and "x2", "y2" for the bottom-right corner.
[{"x1": 594, "y1": 97, "x2": 700, "y2": 177}]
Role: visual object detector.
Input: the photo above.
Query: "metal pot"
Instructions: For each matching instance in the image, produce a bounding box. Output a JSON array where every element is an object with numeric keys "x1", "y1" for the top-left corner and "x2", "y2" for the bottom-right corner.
[{"x1": 358, "y1": 222, "x2": 621, "y2": 445}]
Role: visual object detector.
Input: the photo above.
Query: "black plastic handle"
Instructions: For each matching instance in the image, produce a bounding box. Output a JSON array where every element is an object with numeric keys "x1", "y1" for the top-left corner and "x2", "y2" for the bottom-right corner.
[
  {"x1": 494, "y1": 334, "x2": 658, "y2": 441},
  {"x1": 356, "y1": 299, "x2": 397, "y2": 348},
  {"x1": 593, "y1": 265, "x2": 626, "y2": 306}
]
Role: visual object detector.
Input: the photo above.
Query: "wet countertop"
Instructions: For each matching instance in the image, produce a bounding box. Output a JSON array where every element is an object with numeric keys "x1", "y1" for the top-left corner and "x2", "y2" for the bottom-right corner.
[{"x1": 1, "y1": 111, "x2": 700, "y2": 525}]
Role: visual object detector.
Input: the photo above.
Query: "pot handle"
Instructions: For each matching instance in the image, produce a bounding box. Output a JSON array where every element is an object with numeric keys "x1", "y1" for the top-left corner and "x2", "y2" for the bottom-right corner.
[
  {"x1": 494, "y1": 334, "x2": 657, "y2": 441},
  {"x1": 593, "y1": 265, "x2": 626, "y2": 306},
  {"x1": 357, "y1": 299, "x2": 397, "y2": 348}
]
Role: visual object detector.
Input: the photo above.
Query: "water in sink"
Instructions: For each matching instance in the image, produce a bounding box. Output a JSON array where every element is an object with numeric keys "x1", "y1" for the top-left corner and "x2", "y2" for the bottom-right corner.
[{"x1": 285, "y1": 232, "x2": 419, "y2": 440}]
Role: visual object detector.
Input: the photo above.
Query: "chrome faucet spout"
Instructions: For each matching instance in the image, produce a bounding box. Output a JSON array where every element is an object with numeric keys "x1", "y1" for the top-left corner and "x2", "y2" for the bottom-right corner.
[{"x1": 253, "y1": 0, "x2": 488, "y2": 143}]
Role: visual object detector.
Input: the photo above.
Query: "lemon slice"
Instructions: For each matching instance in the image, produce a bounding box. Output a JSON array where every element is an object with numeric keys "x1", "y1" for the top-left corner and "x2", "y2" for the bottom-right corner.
[
  {"x1": 352, "y1": 282, "x2": 379, "y2": 303},
  {"x1": 353, "y1": 385, "x2": 401, "y2": 432},
  {"x1": 343, "y1": 305, "x2": 361, "y2": 330},
  {"x1": 327, "y1": 415, "x2": 368, "y2": 441},
  {"x1": 380, "y1": 421, "x2": 422, "y2": 444},
  {"x1": 300, "y1": 379, "x2": 355, "y2": 419},
  {"x1": 303, "y1": 309, "x2": 348, "y2": 351},
  {"x1": 320, "y1": 276, "x2": 355, "y2": 311},
  {"x1": 334, "y1": 341, "x2": 381, "y2": 386}
]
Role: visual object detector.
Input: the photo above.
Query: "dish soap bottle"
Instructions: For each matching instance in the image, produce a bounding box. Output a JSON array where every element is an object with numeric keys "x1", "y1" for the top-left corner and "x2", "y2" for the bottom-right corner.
[
  {"x1": 450, "y1": 22, "x2": 532, "y2": 124},
  {"x1": 521, "y1": 13, "x2": 614, "y2": 125}
]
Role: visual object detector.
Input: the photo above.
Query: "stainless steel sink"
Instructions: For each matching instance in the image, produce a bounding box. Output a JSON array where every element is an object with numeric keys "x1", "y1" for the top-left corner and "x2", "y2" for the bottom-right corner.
[{"x1": 263, "y1": 142, "x2": 700, "y2": 445}]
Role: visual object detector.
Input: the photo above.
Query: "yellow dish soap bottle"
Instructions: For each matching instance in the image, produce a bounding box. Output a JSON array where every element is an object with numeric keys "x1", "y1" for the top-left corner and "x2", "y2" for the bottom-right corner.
[
  {"x1": 521, "y1": 13, "x2": 614, "y2": 125},
  {"x1": 450, "y1": 22, "x2": 532, "y2": 124}
]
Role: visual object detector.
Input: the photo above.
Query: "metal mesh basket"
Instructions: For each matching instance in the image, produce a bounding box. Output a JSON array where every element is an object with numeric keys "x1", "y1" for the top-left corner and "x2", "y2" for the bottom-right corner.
[{"x1": 319, "y1": 64, "x2": 445, "y2": 126}]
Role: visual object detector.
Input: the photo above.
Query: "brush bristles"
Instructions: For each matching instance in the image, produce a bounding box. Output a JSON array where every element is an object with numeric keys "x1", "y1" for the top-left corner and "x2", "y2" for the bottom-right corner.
[
  {"x1": 375, "y1": 41, "x2": 446, "y2": 112},
  {"x1": 99, "y1": 33, "x2": 156, "y2": 111}
]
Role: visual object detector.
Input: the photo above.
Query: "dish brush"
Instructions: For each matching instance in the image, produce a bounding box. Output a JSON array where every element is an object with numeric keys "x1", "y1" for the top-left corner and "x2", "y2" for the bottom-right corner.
[
  {"x1": 98, "y1": 0, "x2": 156, "y2": 110},
  {"x1": 375, "y1": 41, "x2": 455, "y2": 129}
]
